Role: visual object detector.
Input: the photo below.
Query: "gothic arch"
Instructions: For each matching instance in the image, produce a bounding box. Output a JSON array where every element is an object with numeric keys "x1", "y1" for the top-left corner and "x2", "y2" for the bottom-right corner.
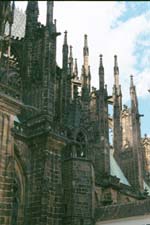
[
  {"x1": 11, "y1": 145, "x2": 26, "y2": 225},
  {"x1": 75, "y1": 130, "x2": 87, "y2": 158},
  {"x1": 74, "y1": 127, "x2": 88, "y2": 143}
]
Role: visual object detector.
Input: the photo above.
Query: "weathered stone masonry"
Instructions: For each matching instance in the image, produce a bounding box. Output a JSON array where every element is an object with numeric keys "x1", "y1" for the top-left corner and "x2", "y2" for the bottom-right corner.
[{"x1": 0, "y1": 1, "x2": 150, "y2": 225}]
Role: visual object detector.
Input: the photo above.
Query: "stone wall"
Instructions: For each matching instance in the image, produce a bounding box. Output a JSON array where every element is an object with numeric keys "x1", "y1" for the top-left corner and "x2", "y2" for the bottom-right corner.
[
  {"x1": 0, "y1": 94, "x2": 21, "y2": 225},
  {"x1": 22, "y1": 129, "x2": 65, "y2": 225},
  {"x1": 62, "y1": 150, "x2": 94, "y2": 225}
]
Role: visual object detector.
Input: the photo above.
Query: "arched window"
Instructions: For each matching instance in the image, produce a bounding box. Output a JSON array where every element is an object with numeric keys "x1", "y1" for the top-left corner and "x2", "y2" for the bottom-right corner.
[
  {"x1": 11, "y1": 151, "x2": 26, "y2": 225},
  {"x1": 76, "y1": 132, "x2": 86, "y2": 158}
]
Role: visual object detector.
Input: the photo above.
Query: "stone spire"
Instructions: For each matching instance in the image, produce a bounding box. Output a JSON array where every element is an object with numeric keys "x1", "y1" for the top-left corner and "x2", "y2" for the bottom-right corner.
[
  {"x1": 129, "y1": 75, "x2": 144, "y2": 191},
  {"x1": 99, "y1": 54, "x2": 103, "y2": 67},
  {"x1": 74, "y1": 58, "x2": 78, "y2": 78},
  {"x1": 25, "y1": 1, "x2": 39, "y2": 37},
  {"x1": 113, "y1": 54, "x2": 122, "y2": 107},
  {"x1": 26, "y1": 1, "x2": 39, "y2": 18},
  {"x1": 69, "y1": 45, "x2": 73, "y2": 59},
  {"x1": 83, "y1": 34, "x2": 89, "y2": 75},
  {"x1": 114, "y1": 55, "x2": 119, "y2": 88},
  {"x1": 68, "y1": 45, "x2": 73, "y2": 75},
  {"x1": 113, "y1": 55, "x2": 122, "y2": 158},
  {"x1": 46, "y1": 1, "x2": 54, "y2": 26},
  {"x1": 99, "y1": 54, "x2": 106, "y2": 137},
  {"x1": 130, "y1": 74, "x2": 134, "y2": 88},
  {"x1": 130, "y1": 75, "x2": 138, "y2": 113},
  {"x1": 63, "y1": 30, "x2": 67, "y2": 45},
  {"x1": 99, "y1": 54, "x2": 104, "y2": 90},
  {"x1": 95, "y1": 54, "x2": 110, "y2": 181},
  {"x1": 60, "y1": 31, "x2": 69, "y2": 122},
  {"x1": 81, "y1": 34, "x2": 91, "y2": 99},
  {"x1": 62, "y1": 31, "x2": 68, "y2": 71},
  {"x1": 88, "y1": 65, "x2": 91, "y2": 91}
]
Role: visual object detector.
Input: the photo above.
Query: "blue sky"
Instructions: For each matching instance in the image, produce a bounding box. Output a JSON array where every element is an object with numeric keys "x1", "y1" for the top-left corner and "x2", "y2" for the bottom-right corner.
[
  {"x1": 116, "y1": 1, "x2": 149, "y2": 23},
  {"x1": 15, "y1": 1, "x2": 150, "y2": 137}
]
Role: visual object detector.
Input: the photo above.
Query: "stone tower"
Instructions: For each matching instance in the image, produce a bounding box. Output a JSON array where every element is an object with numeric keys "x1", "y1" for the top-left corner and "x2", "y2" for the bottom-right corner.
[
  {"x1": 23, "y1": 0, "x2": 60, "y2": 119},
  {"x1": 112, "y1": 55, "x2": 122, "y2": 160},
  {"x1": 94, "y1": 55, "x2": 110, "y2": 183},
  {"x1": 81, "y1": 34, "x2": 91, "y2": 101},
  {"x1": 20, "y1": 2, "x2": 65, "y2": 225},
  {"x1": 119, "y1": 76, "x2": 144, "y2": 191},
  {"x1": 62, "y1": 135, "x2": 94, "y2": 225}
]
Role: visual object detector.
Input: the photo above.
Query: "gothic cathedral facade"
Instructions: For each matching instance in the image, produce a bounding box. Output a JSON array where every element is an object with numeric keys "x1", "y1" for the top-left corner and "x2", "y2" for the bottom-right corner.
[{"x1": 0, "y1": 1, "x2": 150, "y2": 225}]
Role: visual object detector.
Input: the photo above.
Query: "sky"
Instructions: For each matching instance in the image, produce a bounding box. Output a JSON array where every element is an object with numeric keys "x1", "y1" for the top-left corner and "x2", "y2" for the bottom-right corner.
[{"x1": 15, "y1": 1, "x2": 150, "y2": 137}]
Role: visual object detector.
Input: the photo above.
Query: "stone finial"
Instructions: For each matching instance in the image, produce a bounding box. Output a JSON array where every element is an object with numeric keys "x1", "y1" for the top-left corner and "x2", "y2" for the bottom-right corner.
[
  {"x1": 83, "y1": 34, "x2": 89, "y2": 58},
  {"x1": 114, "y1": 55, "x2": 118, "y2": 68},
  {"x1": 130, "y1": 74, "x2": 134, "y2": 87},
  {"x1": 74, "y1": 58, "x2": 78, "y2": 77},
  {"x1": 99, "y1": 54, "x2": 103, "y2": 67},
  {"x1": 68, "y1": 46, "x2": 73, "y2": 69},
  {"x1": 46, "y1": 1, "x2": 54, "y2": 26},
  {"x1": 69, "y1": 45, "x2": 73, "y2": 58},
  {"x1": 64, "y1": 30, "x2": 67, "y2": 45},
  {"x1": 26, "y1": 1, "x2": 39, "y2": 15},
  {"x1": 84, "y1": 34, "x2": 88, "y2": 48}
]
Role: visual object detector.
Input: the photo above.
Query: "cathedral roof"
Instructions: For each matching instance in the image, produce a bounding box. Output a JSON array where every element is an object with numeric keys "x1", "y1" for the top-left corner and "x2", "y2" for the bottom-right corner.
[
  {"x1": 14, "y1": 116, "x2": 20, "y2": 123},
  {"x1": 110, "y1": 148, "x2": 130, "y2": 186}
]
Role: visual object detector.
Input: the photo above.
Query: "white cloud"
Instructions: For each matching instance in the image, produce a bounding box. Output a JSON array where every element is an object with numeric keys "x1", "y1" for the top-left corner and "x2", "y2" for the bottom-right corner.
[
  {"x1": 107, "y1": 13, "x2": 150, "y2": 102},
  {"x1": 135, "y1": 68, "x2": 150, "y2": 98}
]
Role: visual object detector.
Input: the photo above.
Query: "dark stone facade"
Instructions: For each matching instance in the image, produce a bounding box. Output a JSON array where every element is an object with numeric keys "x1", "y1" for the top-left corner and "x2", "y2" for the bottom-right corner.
[{"x1": 0, "y1": 1, "x2": 150, "y2": 225}]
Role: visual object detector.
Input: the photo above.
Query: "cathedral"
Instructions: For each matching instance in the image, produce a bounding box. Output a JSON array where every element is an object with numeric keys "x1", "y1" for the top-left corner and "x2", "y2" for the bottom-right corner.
[{"x1": 0, "y1": 1, "x2": 150, "y2": 225}]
